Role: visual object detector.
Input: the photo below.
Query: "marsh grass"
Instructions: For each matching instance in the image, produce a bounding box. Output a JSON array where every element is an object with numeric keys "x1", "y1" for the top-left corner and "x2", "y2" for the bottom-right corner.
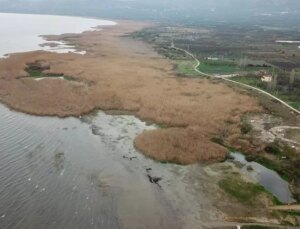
[
  {"x1": 218, "y1": 177, "x2": 281, "y2": 205},
  {"x1": 218, "y1": 178, "x2": 264, "y2": 204},
  {"x1": 25, "y1": 66, "x2": 75, "y2": 81},
  {"x1": 240, "y1": 122, "x2": 253, "y2": 134},
  {"x1": 176, "y1": 60, "x2": 199, "y2": 76}
]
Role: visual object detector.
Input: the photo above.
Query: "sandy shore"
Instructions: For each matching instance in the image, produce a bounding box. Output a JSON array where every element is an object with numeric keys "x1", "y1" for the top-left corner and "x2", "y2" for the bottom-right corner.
[{"x1": 0, "y1": 20, "x2": 261, "y2": 164}]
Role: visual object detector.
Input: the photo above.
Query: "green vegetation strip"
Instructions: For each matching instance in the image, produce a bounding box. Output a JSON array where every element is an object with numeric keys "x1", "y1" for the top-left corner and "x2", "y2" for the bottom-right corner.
[
  {"x1": 25, "y1": 67, "x2": 75, "y2": 81},
  {"x1": 287, "y1": 211, "x2": 300, "y2": 216},
  {"x1": 176, "y1": 60, "x2": 200, "y2": 76},
  {"x1": 197, "y1": 59, "x2": 239, "y2": 74},
  {"x1": 218, "y1": 177, "x2": 281, "y2": 205}
]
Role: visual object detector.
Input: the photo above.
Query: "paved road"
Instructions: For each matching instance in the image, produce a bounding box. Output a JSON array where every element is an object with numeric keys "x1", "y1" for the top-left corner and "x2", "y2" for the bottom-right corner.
[{"x1": 171, "y1": 44, "x2": 300, "y2": 116}]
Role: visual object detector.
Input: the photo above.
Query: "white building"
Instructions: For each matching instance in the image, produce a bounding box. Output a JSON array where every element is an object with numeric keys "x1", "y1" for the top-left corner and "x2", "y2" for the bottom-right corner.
[{"x1": 261, "y1": 75, "x2": 272, "y2": 82}]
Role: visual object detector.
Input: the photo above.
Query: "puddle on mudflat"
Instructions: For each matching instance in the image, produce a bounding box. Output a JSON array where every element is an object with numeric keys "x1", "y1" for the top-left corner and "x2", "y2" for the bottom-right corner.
[
  {"x1": 230, "y1": 153, "x2": 295, "y2": 204},
  {"x1": 0, "y1": 106, "x2": 219, "y2": 229}
]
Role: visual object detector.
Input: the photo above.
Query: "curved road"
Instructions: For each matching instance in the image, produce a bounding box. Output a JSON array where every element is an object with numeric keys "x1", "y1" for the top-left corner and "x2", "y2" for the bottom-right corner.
[{"x1": 171, "y1": 43, "x2": 300, "y2": 115}]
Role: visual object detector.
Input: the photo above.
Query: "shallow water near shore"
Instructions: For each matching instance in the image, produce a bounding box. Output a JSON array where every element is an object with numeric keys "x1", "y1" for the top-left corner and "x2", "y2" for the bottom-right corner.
[{"x1": 0, "y1": 104, "x2": 218, "y2": 228}]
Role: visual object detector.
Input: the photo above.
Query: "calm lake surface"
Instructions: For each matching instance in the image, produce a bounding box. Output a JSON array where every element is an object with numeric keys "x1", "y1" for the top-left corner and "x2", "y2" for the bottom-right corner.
[{"x1": 0, "y1": 13, "x2": 115, "y2": 57}]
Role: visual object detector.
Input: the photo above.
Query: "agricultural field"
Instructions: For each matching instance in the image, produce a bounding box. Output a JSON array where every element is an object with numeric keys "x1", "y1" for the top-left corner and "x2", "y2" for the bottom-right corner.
[{"x1": 197, "y1": 59, "x2": 239, "y2": 74}]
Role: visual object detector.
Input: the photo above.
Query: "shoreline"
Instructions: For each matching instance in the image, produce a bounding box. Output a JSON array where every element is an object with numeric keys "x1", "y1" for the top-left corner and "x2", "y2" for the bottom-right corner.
[
  {"x1": 0, "y1": 18, "x2": 267, "y2": 165},
  {"x1": 0, "y1": 11, "x2": 118, "y2": 26},
  {"x1": 0, "y1": 12, "x2": 117, "y2": 58}
]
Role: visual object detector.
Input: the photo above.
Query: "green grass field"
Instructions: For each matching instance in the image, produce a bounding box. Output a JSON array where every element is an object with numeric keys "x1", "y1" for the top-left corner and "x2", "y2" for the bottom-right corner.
[
  {"x1": 176, "y1": 60, "x2": 199, "y2": 76},
  {"x1": 197, "y1": 59, "x2": 239, "y2": 74},
  {"x1": 218, "y1": 177, "x2": 280, "y2": 205}
]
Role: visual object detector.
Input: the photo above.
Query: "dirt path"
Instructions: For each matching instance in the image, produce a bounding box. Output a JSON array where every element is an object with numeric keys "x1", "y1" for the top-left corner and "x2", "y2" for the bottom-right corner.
[{"x1": 270, "y1": 205, "x2": 300, "y2": 211}]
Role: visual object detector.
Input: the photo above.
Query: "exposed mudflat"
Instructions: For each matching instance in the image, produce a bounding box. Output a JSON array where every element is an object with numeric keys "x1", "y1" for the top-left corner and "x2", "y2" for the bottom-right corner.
[{"x1": 1, "y1": 102, "x2": 293, "y2": 228}]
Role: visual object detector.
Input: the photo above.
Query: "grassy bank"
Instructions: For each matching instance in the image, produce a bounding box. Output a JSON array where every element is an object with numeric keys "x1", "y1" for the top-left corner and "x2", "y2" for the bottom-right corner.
[
  {"x1": 218, "y1": 177, "x2": 281, "y2": 206},
  {"x1": 176, "y1": 60, "x2": 199, "y2": 76}
]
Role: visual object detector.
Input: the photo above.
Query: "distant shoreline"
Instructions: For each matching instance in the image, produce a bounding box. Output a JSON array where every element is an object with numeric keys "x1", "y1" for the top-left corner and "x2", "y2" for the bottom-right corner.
[
  {"x1": 0, "y1": 12, "x2": 116, "y2": 57},
  {"x1": 0, "y1": 11, "x2": 117, "y2": 26},
  {"x1": 276, "y1": 40, "x2": 300, "y2": 44}
]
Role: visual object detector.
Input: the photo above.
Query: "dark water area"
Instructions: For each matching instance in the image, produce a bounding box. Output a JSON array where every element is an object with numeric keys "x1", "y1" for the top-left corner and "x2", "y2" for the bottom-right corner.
[
  {"x1": 0, "y1": 104, "x2": 216, "y2": 229},
  {"x1": 230, "y1": 153, "x2": 295, "y2": 204}
]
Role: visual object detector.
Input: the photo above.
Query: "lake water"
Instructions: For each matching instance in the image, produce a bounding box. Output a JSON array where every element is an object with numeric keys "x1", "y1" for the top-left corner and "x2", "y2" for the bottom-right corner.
[
  {"x1": 230, "y1": 153, "x2": 295, "y2": 204},
  {"x1": 0, "y1": 13, "x2": 116, "y2": 57},
  {"x1": 0, "y1": 103, "x2": 214, "y2": 228}
]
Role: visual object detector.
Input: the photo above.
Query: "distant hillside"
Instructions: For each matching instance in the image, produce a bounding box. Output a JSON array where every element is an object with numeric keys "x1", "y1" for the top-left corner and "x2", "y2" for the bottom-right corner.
[{"x1": 1, "y1": 0, "x2": 300, "y2": 27}]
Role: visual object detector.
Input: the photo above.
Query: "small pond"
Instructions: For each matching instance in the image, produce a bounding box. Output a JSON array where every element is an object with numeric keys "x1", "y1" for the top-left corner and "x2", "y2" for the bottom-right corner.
[{"x1": 230, "y1": 152, "x2": 295, "y2": 204}]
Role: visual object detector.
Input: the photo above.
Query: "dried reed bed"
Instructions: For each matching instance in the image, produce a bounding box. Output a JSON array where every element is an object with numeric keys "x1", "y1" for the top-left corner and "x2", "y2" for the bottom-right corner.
[
  {"x1": 0, "y1": 21, "x2": 261, "y2": 164},
  {"x1": 134, "y1": 128, "x2": 227, "y2": 164}
]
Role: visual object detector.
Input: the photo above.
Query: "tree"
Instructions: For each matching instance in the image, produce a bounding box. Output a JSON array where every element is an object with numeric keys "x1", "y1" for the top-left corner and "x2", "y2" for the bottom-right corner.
[
  {"x1": 238, "y1": 56, "x2": 248, "y2": 68},
  {"x1": 289, "y1": 69, "x2": 295, "y2": 89},
  {"x1": 267, "y1": 69, "x2": 277, "y2": 91},
  {"x1": 272, "y1": 73, "x2": 278, "y2": 92}
]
